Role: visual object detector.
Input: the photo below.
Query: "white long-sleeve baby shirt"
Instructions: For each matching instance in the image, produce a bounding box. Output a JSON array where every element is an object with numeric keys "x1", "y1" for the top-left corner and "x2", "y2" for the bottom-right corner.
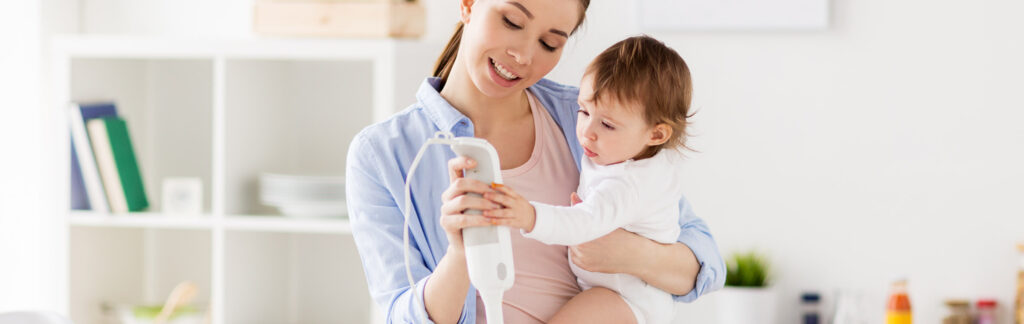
[
  {"x1": 524, "y1": 148, "x2": 684, "y2": 246},
  {"x1": 522, "y1": 148, "x2": 686, "y2": 324}
]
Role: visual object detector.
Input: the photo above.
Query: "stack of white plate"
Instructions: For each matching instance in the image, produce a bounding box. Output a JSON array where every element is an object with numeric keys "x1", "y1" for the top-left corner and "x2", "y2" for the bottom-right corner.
[{"x1": 259, "y1": 173, "x2": 346, "y2": 218}]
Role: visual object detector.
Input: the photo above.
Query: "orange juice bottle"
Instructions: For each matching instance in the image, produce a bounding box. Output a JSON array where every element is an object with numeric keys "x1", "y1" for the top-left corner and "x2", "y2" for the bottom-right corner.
[{"x1": 886, "y1": 278, "x2": 912, "y2": 324}]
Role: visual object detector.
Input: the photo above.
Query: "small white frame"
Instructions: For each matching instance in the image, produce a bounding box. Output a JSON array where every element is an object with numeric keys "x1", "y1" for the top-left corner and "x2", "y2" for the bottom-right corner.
[{"x1": 638, "y1": 0, "x2": 830, "y2": 31}]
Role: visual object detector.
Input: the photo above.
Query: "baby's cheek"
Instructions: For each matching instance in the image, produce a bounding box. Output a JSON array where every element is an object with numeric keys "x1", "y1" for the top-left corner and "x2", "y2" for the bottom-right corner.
[{"x1": 575, "y1": 125, "x2": 587, "y2": 142}]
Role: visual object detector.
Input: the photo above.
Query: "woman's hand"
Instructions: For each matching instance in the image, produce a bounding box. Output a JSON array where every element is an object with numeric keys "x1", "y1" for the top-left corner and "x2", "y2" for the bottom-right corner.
[
  {"x1": 482, "y1": 184, "x2": 537, "y2": 232},
  {"x1": 564, "y1": 192, "x2": 645, "y2": 275},
  {"x1": 440, "y1": 156, "x2": 502, "y2": 251},
  {"x1": 568, "y1": 190, "x2": 700, "y2": 296},
  {"x1": 569, "y1": 228, "x2": 651, "y2": 275}
]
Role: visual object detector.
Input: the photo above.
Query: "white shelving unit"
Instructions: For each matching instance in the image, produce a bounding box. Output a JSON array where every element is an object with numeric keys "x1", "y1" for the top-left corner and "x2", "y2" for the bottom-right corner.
[{"x1": 52, "y1": 35, "x2": 441, "y2": 324}]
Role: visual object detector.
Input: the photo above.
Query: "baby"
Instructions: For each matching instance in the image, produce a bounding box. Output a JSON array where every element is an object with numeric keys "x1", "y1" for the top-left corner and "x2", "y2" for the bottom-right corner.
[{"x1": 482, "y1": 35, "x2": 694, "y2": 324}]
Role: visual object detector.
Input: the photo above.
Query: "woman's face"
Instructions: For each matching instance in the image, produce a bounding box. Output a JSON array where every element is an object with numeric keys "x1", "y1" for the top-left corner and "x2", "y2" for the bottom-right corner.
[{"x1": 458, "y1": 0, "x2": 581, "y2": 99}]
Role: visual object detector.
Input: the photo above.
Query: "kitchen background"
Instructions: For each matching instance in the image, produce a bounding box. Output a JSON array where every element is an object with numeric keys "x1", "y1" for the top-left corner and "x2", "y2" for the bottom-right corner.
[{"x1": 2, "y1": 0, "x2": 1023, "y2": 323}]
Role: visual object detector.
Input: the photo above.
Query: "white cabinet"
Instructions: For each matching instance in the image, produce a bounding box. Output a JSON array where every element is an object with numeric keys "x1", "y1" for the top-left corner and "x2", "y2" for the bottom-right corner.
[{"x1": 52, "y1": 36, "x2": 441, "y2": 324}]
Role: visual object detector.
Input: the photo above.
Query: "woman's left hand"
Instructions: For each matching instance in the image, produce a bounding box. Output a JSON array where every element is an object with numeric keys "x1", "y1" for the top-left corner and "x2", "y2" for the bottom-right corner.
[{"x1": 570, "y1": 228, "x2": 650, "y2": 275}]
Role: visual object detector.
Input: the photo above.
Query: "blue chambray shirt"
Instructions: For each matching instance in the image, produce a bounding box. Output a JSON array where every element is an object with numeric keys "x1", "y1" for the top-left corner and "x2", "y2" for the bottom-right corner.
[{"x1": 346, "y1": 77, "x2": 725, "y2": 324}]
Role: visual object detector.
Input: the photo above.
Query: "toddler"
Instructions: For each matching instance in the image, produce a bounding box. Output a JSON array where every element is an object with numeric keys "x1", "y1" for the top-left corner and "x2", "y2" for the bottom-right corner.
[{"x1": 482, "y1": 35, "x2": 695, "y2": 324}]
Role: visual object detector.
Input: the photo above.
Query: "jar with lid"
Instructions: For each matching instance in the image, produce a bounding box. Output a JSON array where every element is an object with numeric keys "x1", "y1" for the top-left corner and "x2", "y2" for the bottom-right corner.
[
  {"x1": 801, "y1": 292, "x2": 821, "y2": 324},
  {"x1": 1016, "y1": 243, "x2": 1024, "y2": 324},
  {"x1": 977, "y1": 299, "x2": 997, "y2": 324},
  {"x1": 941, "y1": 299, "x2": 970, "y2": 324}
]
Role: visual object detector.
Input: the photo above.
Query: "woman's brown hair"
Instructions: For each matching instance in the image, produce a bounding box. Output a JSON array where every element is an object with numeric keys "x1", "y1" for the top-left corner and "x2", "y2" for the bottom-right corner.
[{"x1": 433, "y1": 0, "x2": 591, "y2": 88}]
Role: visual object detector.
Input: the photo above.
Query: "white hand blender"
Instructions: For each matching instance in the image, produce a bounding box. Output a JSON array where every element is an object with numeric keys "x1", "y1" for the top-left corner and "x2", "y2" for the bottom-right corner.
[
  {"x1": 402, "y1": 133, "x2": 514, "y2": 324},
  {"x1": 451, "y1": 137, "x2": 515, "y2": 324}
]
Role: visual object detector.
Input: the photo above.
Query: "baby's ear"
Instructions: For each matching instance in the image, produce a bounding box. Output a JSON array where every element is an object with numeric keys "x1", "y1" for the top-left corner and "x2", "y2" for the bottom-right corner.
[{"x1": 647, "y1": 124, "x2": 672, "y2": 146}]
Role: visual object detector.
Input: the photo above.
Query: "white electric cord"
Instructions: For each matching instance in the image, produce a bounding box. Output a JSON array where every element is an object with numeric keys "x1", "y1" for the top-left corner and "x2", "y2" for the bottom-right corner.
[{"x1": 404, "y1": 131, "x2": 456, "y2": 323}]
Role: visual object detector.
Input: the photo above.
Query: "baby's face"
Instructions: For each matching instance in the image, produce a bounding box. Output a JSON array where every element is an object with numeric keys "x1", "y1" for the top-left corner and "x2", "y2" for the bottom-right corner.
[{"x1": 576, "y1": 74, "x2": 657, "y2": 166}]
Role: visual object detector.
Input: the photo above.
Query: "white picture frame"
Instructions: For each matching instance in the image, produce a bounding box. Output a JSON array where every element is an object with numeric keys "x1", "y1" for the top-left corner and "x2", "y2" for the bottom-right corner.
[
  {"x1": 638, "y1": 0, "x2": 830, "y2": 31},
  {"x1": 162, "y1": 177, "x2": 203, "y2": 215}
]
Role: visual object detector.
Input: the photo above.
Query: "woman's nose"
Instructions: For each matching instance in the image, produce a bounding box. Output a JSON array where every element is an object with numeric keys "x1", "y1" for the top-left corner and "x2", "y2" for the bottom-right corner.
[{"x1": 507, "y1": 48, "x2": 531, "y2": 66}]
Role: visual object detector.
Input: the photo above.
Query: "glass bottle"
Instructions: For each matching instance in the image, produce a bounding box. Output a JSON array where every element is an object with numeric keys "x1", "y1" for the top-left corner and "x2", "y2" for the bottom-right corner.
[{"x1": 885, "y1": 278, "x2": 912, "y2": 324}]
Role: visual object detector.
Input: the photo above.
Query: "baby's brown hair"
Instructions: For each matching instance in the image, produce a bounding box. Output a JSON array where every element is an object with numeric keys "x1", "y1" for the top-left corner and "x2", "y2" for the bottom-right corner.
[{"x1": 586, "y1": 35, "x2": 693, "y2": 160}]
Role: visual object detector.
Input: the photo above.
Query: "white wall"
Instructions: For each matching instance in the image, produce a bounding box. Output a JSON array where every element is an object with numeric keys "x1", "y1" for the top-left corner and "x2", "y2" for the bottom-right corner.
[{"x1": 78, "y1": 0, "x2": 251, "y2": 37}]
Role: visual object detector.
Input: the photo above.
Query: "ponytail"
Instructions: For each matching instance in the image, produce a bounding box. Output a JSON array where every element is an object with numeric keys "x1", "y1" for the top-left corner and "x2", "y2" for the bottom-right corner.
[{"x1": 433, "y1": 22, "x2": 464, "y2": 88}]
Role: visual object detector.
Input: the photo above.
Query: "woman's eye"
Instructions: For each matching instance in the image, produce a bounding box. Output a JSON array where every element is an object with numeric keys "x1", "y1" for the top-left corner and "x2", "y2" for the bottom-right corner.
[
  {"x1": 540, "y1": 41, "x2": 556, "y2": 52},
  {"x1": 503, "y1": 17, "x2": 522, "y2": 29},
  {"x1": 602, "y1": 122, "x2": 614, "y2": 130}
]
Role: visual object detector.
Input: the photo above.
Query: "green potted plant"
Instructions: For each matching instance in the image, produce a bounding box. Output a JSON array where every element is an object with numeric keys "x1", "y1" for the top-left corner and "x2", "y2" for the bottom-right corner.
[{"x1": 716, "y1": 251, "x2": 777, "y2": 324}]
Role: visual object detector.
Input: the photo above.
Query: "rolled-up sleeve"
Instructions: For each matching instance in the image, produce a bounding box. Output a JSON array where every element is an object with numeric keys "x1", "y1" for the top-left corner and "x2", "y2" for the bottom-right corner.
[
  {"x1": 671, "y1": 195, "x2": 726, "y2": 302},
  {"x1": 346, "y1": 133, "x2": 474, "y2": 323}
]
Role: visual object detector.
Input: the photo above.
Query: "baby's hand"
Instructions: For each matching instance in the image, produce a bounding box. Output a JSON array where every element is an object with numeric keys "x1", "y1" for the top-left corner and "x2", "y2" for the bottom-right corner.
[
  {"x1": 482, "y1": 183, "x2": 536, "y2": 232},
  {"x1": 570, "y1": 192, "x2": 582, "y2": 206}
]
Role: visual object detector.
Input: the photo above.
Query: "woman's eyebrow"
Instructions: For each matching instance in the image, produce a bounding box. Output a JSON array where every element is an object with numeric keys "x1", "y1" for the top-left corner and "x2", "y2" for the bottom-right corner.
[
  {"x1": 507, "y1": 1, "x2": 569, "y2": 38},
  {"x1": 508, "y1": 1, "x2": 534, "y2": 19}
]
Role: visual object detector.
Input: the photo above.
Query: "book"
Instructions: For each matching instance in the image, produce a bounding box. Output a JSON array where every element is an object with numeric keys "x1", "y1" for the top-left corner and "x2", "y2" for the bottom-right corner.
[
  {"x1": 70, "y1": 142, "x2": 89, "y2": 210},
  {"x1": 87, "y1": 117, "x2": 149, "y2": 213},
  {"x1": 68, "y1": 102, "x2": 118, "y2": 212}
]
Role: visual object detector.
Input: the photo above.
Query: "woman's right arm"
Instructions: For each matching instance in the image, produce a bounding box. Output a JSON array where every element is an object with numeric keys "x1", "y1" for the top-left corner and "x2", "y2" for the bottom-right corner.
[
  {"x1": 427, "y1": 156, "x2": 504, "y2": 323},
  {"x1": 346, "y1": 132, "x2": 498, "y2": 323}
]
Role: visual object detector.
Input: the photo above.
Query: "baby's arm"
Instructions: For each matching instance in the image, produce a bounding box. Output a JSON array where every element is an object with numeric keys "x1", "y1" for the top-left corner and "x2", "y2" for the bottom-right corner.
[{"x1": 484, "y1": 179, "x2": 640, "y2": 245}]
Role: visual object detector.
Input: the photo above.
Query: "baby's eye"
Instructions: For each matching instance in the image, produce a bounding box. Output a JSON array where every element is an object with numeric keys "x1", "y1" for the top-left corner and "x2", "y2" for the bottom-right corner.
[
  {"x1": 578, "y1": 109, "x2": 590, "y2": 117},
  {"x1": 602, "y1": 122, "x2": 615, "y2": 130}
]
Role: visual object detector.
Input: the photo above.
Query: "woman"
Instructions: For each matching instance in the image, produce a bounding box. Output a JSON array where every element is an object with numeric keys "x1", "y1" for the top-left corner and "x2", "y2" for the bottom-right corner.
[{"x1": 345, "y1": 0, "x2": 725, "y2": 323}]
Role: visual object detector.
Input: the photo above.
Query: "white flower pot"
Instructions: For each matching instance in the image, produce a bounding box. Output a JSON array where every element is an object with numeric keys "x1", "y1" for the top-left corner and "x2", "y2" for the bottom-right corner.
[{"x1": 715, "y1": 286, "x2": 778, "y2": 324}]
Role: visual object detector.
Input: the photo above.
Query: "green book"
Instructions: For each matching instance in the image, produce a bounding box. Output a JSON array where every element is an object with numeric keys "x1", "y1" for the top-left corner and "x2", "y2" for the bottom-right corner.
[{"x1": 87, "y1": 117, "x2": 149, "y2": 213}]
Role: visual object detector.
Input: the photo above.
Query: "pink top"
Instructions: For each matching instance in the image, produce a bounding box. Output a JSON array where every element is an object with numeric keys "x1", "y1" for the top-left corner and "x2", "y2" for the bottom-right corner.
[{"x1": 475, "y1": 90, "x2": 582, "y2": 323}]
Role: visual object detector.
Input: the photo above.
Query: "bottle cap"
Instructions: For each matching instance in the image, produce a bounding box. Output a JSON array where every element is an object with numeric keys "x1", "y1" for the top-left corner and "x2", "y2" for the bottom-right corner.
[
  {"x1": 801, "y1": 292, "x2": 820, "y2": 303},
  {"x1": 977, "y1": 299, "x2": 997, "y2": 308}
]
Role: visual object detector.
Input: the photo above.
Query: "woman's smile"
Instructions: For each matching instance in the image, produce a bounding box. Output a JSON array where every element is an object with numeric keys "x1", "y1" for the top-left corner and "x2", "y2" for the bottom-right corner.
[{"x1": 488, "y1": 57, "x2": 523, "y2": 87}]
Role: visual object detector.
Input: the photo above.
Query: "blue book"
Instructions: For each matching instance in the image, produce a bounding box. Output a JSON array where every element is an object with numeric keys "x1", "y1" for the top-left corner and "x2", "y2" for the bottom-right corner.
[
  {"x1": 68, "y1": 102, "x2": 119, "y2": 212},
  {"x1": 70, "y1": 141, "x2": 90, "y2": 210}
]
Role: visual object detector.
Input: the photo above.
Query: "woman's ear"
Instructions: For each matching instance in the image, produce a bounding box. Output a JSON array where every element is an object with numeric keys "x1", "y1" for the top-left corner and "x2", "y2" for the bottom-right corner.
[
  {"x1": 460, "y1": 0, "x2": 476, "y2": 24},
  {"x1": 647, "y1": 124, "x2": 672, "y2": 146}
]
